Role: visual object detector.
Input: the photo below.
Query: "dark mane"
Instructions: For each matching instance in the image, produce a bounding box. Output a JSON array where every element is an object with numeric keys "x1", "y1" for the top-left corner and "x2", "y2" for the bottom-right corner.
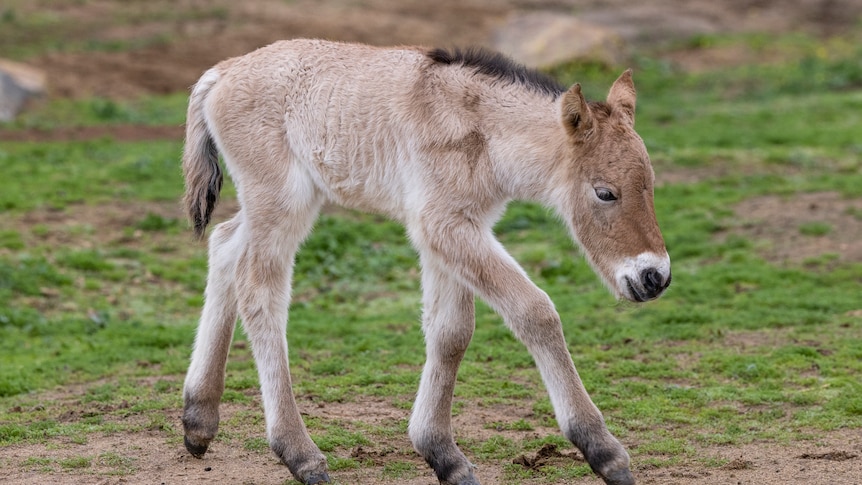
[{"x1": 427, "y1": 47, "x2": 565, "y2": 97}]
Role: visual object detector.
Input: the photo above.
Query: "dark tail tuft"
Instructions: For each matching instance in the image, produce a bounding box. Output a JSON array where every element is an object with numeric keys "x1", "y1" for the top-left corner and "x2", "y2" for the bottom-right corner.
[{"x1": 182, "y1": 70, "x2": 223, "y2": 240}]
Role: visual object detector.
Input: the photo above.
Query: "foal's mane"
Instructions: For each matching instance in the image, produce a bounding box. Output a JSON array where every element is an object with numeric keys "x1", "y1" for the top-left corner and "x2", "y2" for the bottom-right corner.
[{"x1": 427, "y1": 47, "x2": 565, "y2": 98}]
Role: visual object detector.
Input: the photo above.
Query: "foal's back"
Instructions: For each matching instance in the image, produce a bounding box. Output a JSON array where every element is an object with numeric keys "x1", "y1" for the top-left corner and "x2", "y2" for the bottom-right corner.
[
  {"x1": 204, "y1": 39, "x2": 550, "y2": 221},
  {"x1": 208, "y1": 40, "x2": 455, "y2": 217}
]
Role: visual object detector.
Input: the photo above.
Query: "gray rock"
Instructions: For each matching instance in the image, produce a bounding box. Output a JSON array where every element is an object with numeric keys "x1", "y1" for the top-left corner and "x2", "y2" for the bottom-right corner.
[
  {"x1": 0, "y1": 59, "x2": 46, "y2": 122},
  {"x1": 491, "y1": 11, "x2": 626, "y2": 69}
]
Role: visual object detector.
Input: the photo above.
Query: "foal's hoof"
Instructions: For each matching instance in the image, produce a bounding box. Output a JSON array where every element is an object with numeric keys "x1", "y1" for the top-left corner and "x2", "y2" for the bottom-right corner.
[
  {"x1": 438, "y1": 471, "x2": 480, "y2": 485},
  {"x1": 303, "y1": 471, "x2": 331, "y2": 484},
  {"x1": 184, "y1": 435, "x2": 210, "y2": 458},
  {"x1": 599, "y1": 467, "x2": 635, "y2": 485}
]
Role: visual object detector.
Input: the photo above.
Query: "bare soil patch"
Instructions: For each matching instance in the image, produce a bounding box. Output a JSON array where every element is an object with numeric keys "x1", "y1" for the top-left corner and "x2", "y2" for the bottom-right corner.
[
  {"x1": 635, "y1": 430, "x2": 862, "y2": 485},
  {"x1": 0, "y1": 197, "x2": 238, "y2": 252},
  {"x1": 728, "y1": 192, "x2": 862, "y2": 265}
]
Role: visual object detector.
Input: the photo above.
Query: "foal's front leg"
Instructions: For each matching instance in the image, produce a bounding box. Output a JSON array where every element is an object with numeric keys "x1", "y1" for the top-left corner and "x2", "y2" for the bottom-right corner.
[
  {"x1": 415, "y1": 218, "x2": 635, "y2": 485},
  {"x1": 409, "y1": 257, "x2": 479, "y2": 485}
]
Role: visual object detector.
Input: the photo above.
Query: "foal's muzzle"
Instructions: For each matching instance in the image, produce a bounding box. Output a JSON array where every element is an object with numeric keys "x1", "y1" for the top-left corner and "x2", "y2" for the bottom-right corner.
[
  {"x1": 626, "y1": 268, "x2": 671, "y2": 302},
  {"x1": 615, "y1": 252, "x2": 672, "y2": 302}
]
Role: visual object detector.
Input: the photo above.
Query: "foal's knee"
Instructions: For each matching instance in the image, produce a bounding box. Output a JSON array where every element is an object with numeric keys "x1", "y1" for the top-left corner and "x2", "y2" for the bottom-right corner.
[{"x1": 504, "y1": 295, "x2": 563, "y2": 348}]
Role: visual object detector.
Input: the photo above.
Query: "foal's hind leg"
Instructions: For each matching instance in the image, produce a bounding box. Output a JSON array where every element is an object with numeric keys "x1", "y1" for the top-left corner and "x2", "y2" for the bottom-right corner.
[
  {"x1": 409, "y1": 256, "x2": 479, "y2": 485},
  {"x1": 183, "y1": 215, "x2": 243, "y2": 457},
  {"x1": 233, "y1": 193, "x2": 329, "y2": 485}
]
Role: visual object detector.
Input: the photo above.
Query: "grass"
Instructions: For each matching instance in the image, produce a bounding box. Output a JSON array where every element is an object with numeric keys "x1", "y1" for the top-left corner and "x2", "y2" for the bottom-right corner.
[
  {"x1": 2, "y1": 26, "x2": 862, "y2": 484},
  {"x1": 799, "y1": 221, "x2": 832, "y2": 236},
  {"x1": 0, "y1": 140, "x2": 188, "y2": 211},
  {"x1": 3, "y1": 94, "x2": 190, "y2": 131},
  {"x1": 0, "y1": 0, "x2": 229, "y2": 61}
]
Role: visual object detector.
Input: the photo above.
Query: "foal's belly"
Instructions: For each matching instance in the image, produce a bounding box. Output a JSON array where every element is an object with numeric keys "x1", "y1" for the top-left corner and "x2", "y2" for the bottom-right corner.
[{"x1": 306, "y1": 147, "x2": 411, "y2": 221}]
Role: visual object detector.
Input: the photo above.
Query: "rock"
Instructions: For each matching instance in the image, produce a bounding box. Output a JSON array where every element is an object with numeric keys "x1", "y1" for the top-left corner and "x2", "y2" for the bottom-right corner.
[
  {"x1": 491, "y1": 11, "x2": 626, "y2": 69},
  {"x1": 0, "y1": 58, "x2": 47, "y2": 121}
]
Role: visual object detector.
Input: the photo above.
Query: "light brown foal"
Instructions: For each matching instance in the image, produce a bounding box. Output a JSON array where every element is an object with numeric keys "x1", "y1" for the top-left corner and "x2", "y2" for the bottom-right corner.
[{"x1": 181, "y1": 39, "x2": 670, "y2": 485}]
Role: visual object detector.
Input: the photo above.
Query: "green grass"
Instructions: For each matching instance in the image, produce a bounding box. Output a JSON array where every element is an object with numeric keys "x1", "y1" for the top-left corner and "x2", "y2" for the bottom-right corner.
[
  {"x1": 0, "y1": 0, "x2": 228, "y2": 60},
  {"x1": 799, "y1": 221, "x2": 832, "y2": 236},
  {"x1": 0, "y1": 140, "x2": 188, "y2": 211},
  {"x1": 4, "y1": 94, "x2": 190, "y2": 131},
  {"x1": 2, "y1": 27, "x2": 862, "y2": 484}
]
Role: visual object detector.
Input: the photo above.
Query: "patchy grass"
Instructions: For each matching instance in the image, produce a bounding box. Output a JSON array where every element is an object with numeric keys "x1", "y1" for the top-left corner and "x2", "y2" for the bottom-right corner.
[
  {"x1": 0, "y1": 0, "x2": 228, "y2": 60},
  {"x1": 4, "y1": 94, "x2": 190, "y2": 131},
  {"x1": 0, "y1": 140, "x2": 189, "y2": 211},
  {"x1": 798, "y1": 221, "x2": 832, "y2": 237},
  {"x1": 1, "y1": 27, "x2": 862, "y2": 485}
]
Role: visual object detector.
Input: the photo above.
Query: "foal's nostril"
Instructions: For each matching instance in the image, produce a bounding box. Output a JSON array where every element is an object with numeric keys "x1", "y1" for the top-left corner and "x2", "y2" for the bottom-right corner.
[{"x1": 640, "y1": 268, "x2": 667, "y2": 298}]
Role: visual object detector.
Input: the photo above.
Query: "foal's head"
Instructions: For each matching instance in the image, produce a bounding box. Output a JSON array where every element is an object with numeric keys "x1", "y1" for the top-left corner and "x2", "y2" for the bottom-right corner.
[{"x1": 557, "y1": 71, "x2": 671, "y2": 302}]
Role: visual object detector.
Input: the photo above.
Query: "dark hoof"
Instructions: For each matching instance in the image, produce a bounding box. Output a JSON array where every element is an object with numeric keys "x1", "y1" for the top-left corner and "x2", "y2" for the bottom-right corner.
[
  {"x1": 303, "y1": 472, "x2": 331, "y2": 484},
  {"x1": 438, "y1": 471, "x2": 480, "y2": 485},
  {"x1": 184, "y1": 435, "x2": 210, "y2": 458},
  {"x1": 600, "y1": 468, "x2": 635, "y2": 485}
]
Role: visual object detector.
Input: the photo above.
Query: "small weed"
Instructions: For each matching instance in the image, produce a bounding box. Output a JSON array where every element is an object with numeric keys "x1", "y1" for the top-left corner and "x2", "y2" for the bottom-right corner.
[
  {"x1": 69, "y1": 433, "x2": 88, "y2": 445},
  {"x1": 136, "y1": 212, "x2": 180, "y2": 232},
  {"x1": 636, "y1": 437, "x2": 693, "y2": 455},
  {"x1": 57, "y1": 249, "x2": 115, "y2": 273},
  {"x1": 0, "y1": 230, "x2": 24, "y2": 250},
  {"x1": 59, "y1": 455, "x2": 92, "y2": 469},
  {"x1": 1, "y1": 8, "x2": 16, "y2": 25},
  {"x1": 83, "y1": 384, "x2": 117, "y2": 403},
  {"x1": 486, "y1": 418, "x2": 534, "y2": 431},
  {"x1": 798, "y1": 221, "x2": 832, "y2": 236},
  {"x1": 145, "y1": 413, "x2": 173, "y2": 432},
  {"x1": 470, "y1": 436, "x2": 518, "y2": 460},
  {"x1": 152, "y1": 379, "x2": 177, "y2": 394},
  {"x1": 21, "y1": 456, "x2": 54, "y2": 472},
  {"x1": 98, "y1": 451, "x2": 137, "y2": 475},
  {"x1": 328, "y1": 455, "x2": 361, "y2": 471},
  {"x1": 381, "y1": 460, "x2": 417, "y2": 479},
  {"x1": 31, "y1": 224, "x2": 50, "y2": 238},
  {"x1": 312, "y1": 428, "x2": 371, "y2": 453},
  {"x1": 802, "y1": 252, "x2": 841, "y2": 268},
  {"x1": 243, "y1": 437, "x2": 269, "y2": 453},
  {"x1": 221, "y1": 389, "x2": 251, "y2": 404}
]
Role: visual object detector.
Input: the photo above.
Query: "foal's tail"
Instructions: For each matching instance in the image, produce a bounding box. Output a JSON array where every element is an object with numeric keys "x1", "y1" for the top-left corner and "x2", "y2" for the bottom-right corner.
[{"x1": 182, "y1": 68, "x2": 223, "y2": 240}]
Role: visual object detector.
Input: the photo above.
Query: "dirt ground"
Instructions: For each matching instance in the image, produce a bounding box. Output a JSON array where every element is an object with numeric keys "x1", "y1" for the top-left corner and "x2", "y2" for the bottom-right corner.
[
  {"x1": 2, "y1": 0, "x2": 862, "y2": 484},
  {"x1": 1, "y1": 387, "x2": 861, "y2": 485}
]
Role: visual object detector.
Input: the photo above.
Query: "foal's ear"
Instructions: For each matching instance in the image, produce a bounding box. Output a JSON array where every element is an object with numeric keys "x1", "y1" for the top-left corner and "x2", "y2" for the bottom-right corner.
[
  {"x1": 607, "y1": 69, "x2": 637, "y2": 126},
  {"x1": 561, "y1": 83, "x2": 594, "y2": 139}
]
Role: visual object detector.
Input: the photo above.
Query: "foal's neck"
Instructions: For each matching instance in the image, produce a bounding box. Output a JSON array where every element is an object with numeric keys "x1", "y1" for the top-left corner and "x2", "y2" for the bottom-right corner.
[{"x1": 487, "y1": 95, "x2": 571, "y2": 207}]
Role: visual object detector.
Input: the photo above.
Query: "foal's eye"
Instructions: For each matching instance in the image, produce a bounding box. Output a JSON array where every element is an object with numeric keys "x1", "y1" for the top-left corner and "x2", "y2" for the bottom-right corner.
[{"x1": 595, "y1": 188, "x2": 618, "y2": 202}]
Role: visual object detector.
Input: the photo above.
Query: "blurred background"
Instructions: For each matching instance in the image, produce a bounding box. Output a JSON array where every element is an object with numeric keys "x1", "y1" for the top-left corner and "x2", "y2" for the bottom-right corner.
[
  {"x1": 1, "y1": 2, "x2": 862, "y2": 484},
  {"x1": 1, "y1": 0, "x2": 861, "y2": 102}
]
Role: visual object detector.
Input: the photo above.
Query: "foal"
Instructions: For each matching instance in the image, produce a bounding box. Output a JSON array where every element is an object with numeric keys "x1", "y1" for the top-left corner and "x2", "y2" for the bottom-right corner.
[{"x1": 181, "y1": 39, "x2": 670, "y2": 485}]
